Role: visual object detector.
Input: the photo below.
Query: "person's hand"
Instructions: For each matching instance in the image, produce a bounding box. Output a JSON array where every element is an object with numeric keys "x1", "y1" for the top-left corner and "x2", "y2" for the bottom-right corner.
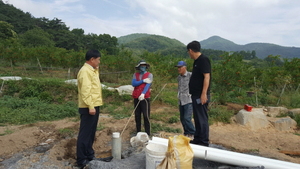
[
  {"x1": 89, "y1": 108, "x2": 96, "y2": 115},
  {"x1": 200, "y1": 94, "x2": 208, "y2": 105},
  {"x1": 138, "y1": 94, "x2": 145, "y2": 101},
  {"x1": 143, "y1": 78, "x2": 152, "y2": 84}
]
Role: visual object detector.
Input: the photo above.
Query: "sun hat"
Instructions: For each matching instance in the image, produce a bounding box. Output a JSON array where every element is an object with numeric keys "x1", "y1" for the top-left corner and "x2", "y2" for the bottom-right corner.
[{"x1": 135, "y1": 60, "x2": 150, "y2": 69}]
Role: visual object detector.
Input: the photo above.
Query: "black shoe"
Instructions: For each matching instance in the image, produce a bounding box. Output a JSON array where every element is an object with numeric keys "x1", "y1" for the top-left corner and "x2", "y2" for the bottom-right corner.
[
  {"x1": 190, "y1": 140, "x2": 209, "y2": 147},
  {"x1": 189, "y1": 140, "x2": 200, "y2": 144},
  {"x1": 200, "y1": 143, "x2": 209, "y2": 147},
  {"x1": 77, "y1": 160, "x2": 89, "y2": 169},
  {"x1": 98, "y1": 156, "x2": 114, "y2": 162},
  {"x1": 88, "y1": 157, "x2": 97, "y2": 161}
]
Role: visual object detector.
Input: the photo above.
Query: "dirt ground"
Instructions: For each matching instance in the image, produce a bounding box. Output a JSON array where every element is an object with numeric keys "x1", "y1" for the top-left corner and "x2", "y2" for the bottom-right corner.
[{"x1": 0, "y1": 103, "x2": 299, "y2": 168}]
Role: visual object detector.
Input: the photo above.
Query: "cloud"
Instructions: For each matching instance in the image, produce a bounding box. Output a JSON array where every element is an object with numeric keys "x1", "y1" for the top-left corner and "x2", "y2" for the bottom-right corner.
[{"x1": 5, "y1": 0, "x2": 300, "y2": 47}]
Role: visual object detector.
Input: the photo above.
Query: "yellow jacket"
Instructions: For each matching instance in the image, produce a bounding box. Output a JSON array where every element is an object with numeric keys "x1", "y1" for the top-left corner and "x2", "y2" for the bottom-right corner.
[{"x1": 77, "y1": 63, "x2": 103, "y2": 109}]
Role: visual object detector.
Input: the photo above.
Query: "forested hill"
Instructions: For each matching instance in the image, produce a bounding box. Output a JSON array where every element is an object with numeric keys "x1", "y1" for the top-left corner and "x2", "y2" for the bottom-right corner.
[
  {"x1": 119, "y1": 34, "x2": 300, "y2": 59},
  {"x1": 118, "y1": 33, "x2": 185, "y2": 54},
  {"x1": 0, "y1": 1, "x2": 119, "y2": 54},
  {"x1": 200, "y1": 36, "x2": 300, "y2": 59}
]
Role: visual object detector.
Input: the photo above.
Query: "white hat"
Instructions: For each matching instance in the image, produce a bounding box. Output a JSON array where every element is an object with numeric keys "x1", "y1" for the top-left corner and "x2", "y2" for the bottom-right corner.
[{"x1": 135, "y1": 60, "x2": 150, "y2": 69}]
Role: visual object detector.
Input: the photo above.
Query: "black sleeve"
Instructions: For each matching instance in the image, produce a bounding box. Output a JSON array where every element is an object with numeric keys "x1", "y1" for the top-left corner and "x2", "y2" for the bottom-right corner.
[{"x1": 199, "y1": 57, "x2": 211, "y2": 73}]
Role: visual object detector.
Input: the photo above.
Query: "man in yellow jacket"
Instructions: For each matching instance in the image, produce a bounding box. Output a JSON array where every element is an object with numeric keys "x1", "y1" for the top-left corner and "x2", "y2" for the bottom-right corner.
[{"x1": 76, "y1": 49, "x2": 103, "y2": 168}]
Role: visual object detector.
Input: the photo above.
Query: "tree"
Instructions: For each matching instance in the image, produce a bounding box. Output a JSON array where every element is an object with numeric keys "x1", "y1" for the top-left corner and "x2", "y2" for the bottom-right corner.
[
  {"x1": 0, "y1": 21, "x2": 17, "y2": 40},
  {"x1": 264, "y1": 55, "x2": 283, "y2": 66},
  {"x1": 19, "y1": 27, "x2": 55, "y2": 47},
  {"x1": 83, "y1": 33, "x2": 119, "y2": 54},
  {"x1": 212, "y1": 52, "x2": 255, "y2": 104}
]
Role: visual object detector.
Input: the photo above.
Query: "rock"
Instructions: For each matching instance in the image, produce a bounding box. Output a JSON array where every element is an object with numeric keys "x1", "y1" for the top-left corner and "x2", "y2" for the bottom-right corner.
[
  {"x1": 235, "y1": 108, "x2": 270, "y2": 130},
  {"x1": 35, "y1": 144, "x2": 53, "y2": 153},
  {"x1": 268, "y1": 117, "x2": 297, "y2": 131},
  {"x1": 266, "y1": 106, "x2": 288, "y2": 117},
  {"x1": 288, "y1": 108, "x2": 300, "y2": 116}
]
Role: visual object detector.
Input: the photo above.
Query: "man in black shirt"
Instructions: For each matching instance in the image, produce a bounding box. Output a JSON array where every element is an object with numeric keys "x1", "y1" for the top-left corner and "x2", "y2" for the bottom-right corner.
[{"x1": 187, "y1": 41, "x2": 211, "y2": 147}]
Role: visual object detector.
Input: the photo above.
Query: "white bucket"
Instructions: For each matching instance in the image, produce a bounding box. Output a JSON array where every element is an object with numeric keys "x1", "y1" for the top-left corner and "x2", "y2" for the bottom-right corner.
[{"x1": 145, "y1": 143, "x2": 167, "y2": 169}]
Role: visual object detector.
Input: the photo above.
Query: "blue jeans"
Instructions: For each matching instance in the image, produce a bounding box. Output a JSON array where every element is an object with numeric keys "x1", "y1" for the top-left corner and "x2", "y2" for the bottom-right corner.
[{"x1": 179, "y1": 103, "x2": 195, "y2": 135}]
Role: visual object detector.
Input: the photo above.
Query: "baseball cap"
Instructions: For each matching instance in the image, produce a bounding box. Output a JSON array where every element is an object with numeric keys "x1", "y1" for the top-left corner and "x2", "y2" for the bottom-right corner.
[{"x1": 175, "y1": 61, "x2": 187, "y2": 67}]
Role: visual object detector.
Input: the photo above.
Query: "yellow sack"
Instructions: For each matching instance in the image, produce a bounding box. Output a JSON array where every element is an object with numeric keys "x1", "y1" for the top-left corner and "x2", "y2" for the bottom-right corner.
[{"x1": 156, "y1": 135, "x2": 194, "y2": 169}]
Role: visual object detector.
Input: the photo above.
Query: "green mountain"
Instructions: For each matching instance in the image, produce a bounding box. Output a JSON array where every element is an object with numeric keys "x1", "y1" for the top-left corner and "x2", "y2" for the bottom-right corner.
[
  {"x1": 118, "y1": 33, "x2": 186, "y2": 56},
  {"x1": 118, "y1": 33, "x2": 151, "y2": 45},
  {"x1": 200, "y1": 36, "x2": 300, "y2": 59},
  {"x1": 118, "y1": 33, "x2": 185, "y2": 52}
]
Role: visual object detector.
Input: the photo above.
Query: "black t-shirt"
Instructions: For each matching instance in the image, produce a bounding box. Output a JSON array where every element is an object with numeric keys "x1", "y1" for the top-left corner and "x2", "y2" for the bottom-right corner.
[{"x1": 189, "y1": 54, "x2": 211, "y2": 96}]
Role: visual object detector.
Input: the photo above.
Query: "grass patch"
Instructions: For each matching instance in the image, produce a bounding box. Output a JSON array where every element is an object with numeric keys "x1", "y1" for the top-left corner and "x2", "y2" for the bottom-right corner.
[
  {"x1": 294, "y1": 114, "x2": 300, "y2": 128},
  {"x1": 280, "y1": 91, "x2": 300, "y2": 108},
  {"x1": 152, "y1": 83, "x2": 178, "y2": 106},
  {"x1": 1, "y1": 78, "x2": 77, "y2": 104},
  {"x1": 151, "y1": 122, "x2": 181, "y2": 134},
  {"x1": 97, "y1": 123, "x2": 105, "y2": 131},
  {"x1": 0, "y1": 96, "x2": 77, "y2": 125},
  {"x1": 209, "y1": 104, "x2": 235, "y2": 124},
  {"x1": 102, "y1": 104, "x2": 132, "y2": 119},
  {"x1": 58, "y1": 128, "x2": 76, "y2": 138},
  {"x1": 168, "y1": 116, "x2": 179, "y2": 123},
  {"x1": 0, "y1": 128, "x2": 14, "y2": 136},
  {"x1": 294, "y1": 133, "x2": 300, "y2": 136}
]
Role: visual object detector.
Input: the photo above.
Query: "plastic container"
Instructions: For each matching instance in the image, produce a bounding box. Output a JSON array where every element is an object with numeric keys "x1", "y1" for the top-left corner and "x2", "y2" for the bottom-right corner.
[
  {"x1": 136, "y1": 132, "x2": 149, "y2": 143},
  {"x1": 244, "y1": 104, "x2": 253, "y2": 112},
  {"x1": 145, "y1": 143, "x2": 167, "y2": 169}
]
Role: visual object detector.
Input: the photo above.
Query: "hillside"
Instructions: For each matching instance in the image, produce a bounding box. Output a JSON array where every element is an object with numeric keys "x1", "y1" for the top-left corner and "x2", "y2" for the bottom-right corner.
[
  {"x1": 117, "y1": 33, "x2": 151, "y2": 45},
  {"x1": 117, "y1": 33, "x2": 187, "y2": 57},
  {"x1": 118, "y1": 33, "x2": 185, "y2": 53},
  {"x1": 201, "y1": 36, "x2": 300, "y2": 59},
  {"x1": 118, "y1": 34, "x2": 300, "y2": 59}
]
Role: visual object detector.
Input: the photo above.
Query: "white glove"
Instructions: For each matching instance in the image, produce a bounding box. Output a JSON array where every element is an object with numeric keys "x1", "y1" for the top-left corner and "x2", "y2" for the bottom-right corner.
[
  {"x1": 138, "y1": 94, "x2": 145, "y2": 101},
  {"x1": 143, "y1": 78, "x2": 152, "y2": 84}
]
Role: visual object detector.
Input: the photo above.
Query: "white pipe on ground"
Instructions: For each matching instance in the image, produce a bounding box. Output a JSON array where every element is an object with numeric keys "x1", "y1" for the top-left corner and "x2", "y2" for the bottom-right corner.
[{"x1": 150, "y1": 137, "x2": 300, "y2": 169}]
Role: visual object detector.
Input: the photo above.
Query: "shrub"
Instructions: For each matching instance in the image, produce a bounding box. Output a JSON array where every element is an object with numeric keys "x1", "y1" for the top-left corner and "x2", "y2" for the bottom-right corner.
[
  {"x1": 0, "y1": 96, "x2": 77, "y2": 125},
  {"x1": 208, "y1": 104, "x2": 235, "y2": 124},
  {"x1": 168, "y1": 116, "x2": 179, "y2": 123}
]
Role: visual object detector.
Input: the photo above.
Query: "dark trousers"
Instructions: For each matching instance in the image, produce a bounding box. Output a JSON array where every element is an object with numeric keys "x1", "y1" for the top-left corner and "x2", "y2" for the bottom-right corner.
[
  {"x1": 76, "y1": 106, "x2": 100, "y2": 165},
  {"x1": 191, "y1": 95, "x2": 210, "y2": 146},
  {"x1": 134, "y1": 98, "x2": 150, "y2": 136}
]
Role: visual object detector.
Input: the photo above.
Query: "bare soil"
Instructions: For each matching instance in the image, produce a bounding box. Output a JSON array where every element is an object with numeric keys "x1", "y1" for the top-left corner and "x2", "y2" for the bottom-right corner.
[{"x1": 0, "y1": 103, "x2": 299, "y2": 168}]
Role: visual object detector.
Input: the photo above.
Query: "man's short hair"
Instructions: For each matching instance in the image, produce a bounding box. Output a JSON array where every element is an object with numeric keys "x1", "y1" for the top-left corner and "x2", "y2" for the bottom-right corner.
[
  {"x1": 187, "y1": 41, "x2": 201, "y2": 52},
  {"x1": 85, "y1": 49, "x2": 101, "y2": 61}
]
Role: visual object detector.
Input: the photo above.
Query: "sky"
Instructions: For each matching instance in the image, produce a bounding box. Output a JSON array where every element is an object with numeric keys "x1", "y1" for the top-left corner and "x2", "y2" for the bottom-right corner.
[{"x1": 5, "y1": 0, "x2": 300, "y2": 47}]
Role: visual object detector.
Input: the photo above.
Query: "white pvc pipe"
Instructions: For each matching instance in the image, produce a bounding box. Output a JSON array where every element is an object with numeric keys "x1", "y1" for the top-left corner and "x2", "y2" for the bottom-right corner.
[
  {"x1": 150, "y1": 137, "x2": 300, "y2": 169},
  {"x1": 112, "y1": 132, "x2": 121, "y2": 160}
]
